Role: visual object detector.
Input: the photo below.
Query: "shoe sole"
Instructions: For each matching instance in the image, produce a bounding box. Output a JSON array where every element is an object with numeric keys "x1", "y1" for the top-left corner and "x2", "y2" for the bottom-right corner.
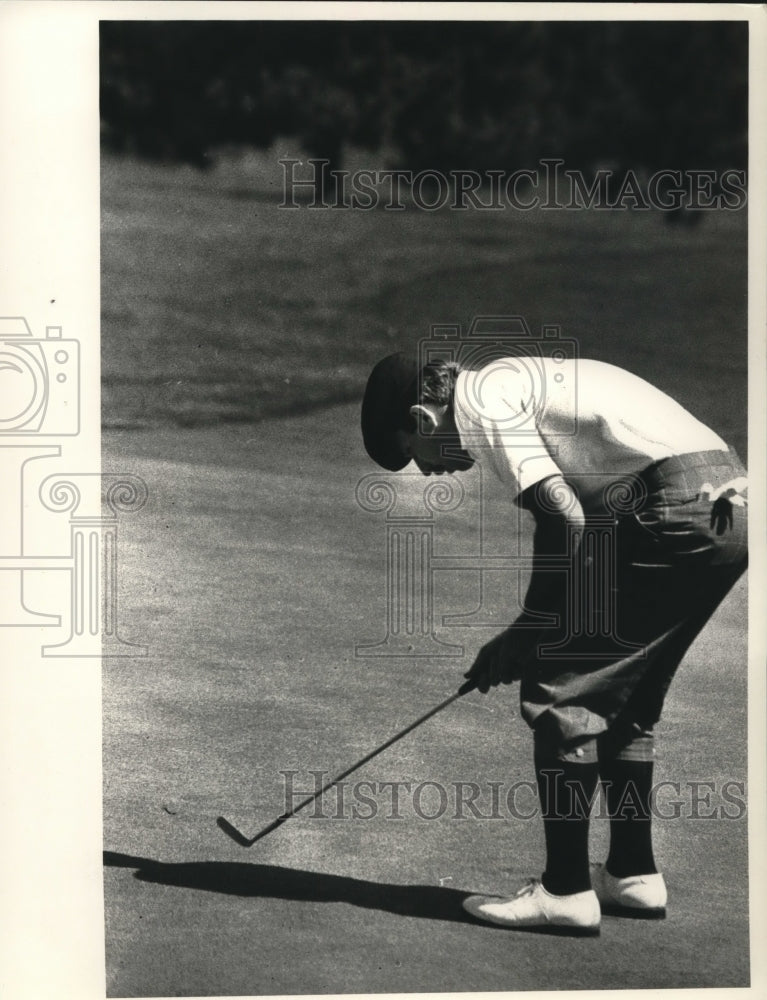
[
  {"x1": 599, "y1": 902, "x2": 666, "y2": 920},
  {"x1": 463, "y1": 911, "x2": 600, "y2": 936},
  {"x1": 506, "y1": 923, "x2": 601, "y2": 937}
]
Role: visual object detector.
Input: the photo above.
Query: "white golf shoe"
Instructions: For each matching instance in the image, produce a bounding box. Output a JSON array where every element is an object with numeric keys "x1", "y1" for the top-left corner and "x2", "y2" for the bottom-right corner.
[
  {"x1": 590, "y1": 863, "x2": 667, "y2": 918},
  {"x1": 462, "y1": 878, "x2": 601, "y2": 936}
]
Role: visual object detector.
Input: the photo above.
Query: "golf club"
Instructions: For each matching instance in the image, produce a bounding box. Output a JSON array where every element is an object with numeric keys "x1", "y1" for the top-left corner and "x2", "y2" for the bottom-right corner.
[{"x1": 217, "y1": 676, "x2": 477, "y2": 847}]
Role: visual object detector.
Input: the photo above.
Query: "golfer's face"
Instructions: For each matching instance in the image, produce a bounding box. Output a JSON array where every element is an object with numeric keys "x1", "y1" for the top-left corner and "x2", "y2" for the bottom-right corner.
[{"x1": 397, "y1": 429, "x2": 474, "y2": 475}]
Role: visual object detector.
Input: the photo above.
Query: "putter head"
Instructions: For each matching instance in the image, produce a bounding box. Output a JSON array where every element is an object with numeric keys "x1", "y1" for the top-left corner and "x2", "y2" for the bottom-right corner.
[
  {"x1": 216, "y1": 815, "x2": 257, "y2": 847},
  {"x1": 216, "y1": 813, "x2": 289, "y2": 847}
]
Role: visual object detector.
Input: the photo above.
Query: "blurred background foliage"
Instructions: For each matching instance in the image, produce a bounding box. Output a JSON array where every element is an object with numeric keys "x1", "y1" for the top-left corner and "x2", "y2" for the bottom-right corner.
[
  {"x1": 100, "y1": 20, "x2": 747, "y2": 174},
  {"x1": 100, "y1": 19, "x2": 748, "y2": 442}
]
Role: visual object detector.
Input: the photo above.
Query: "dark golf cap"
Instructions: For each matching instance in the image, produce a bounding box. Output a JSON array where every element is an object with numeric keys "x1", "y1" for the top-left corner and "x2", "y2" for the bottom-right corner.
[{"x1": 361, "y1": 352, "x2": 420, "y2": 470}]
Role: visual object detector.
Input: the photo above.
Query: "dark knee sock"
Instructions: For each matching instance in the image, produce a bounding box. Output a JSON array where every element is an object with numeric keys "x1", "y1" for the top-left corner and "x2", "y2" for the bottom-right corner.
[
  {"x1": 600, "y1": 758, "x2": 658, "y2": 878},
  {"x1": 535, "y1": 755, "x2": 599, "y2": 896}
]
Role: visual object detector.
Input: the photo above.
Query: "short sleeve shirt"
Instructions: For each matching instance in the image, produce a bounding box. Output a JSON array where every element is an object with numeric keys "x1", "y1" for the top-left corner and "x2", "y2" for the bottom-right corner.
[{"x1": 453, "y1": 357, "x2": 728, "y2": 503}]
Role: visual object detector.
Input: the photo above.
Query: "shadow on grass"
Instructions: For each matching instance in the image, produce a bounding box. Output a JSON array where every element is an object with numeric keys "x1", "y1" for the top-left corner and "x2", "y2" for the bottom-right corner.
[{"x1": 104, "y1": 850, "x2": 479, "y2": 925}]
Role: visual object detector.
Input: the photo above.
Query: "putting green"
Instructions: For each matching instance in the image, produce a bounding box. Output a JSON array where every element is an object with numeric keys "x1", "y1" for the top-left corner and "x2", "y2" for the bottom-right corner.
[
  {"x1": 102, "y1": 155, "x2": 749, "y2": 994},
  {"x1": 102, "y1": 406, "x2": 748, "y2": 995}
]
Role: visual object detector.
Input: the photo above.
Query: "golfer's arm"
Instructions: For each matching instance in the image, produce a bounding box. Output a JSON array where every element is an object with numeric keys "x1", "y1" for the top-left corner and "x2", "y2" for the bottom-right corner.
[
  {"x1": 521, "y1": 474, "x2": 584, "y2": 541},
  {"x1": 518, "y1": 474, "x2": 585, "y2": 611},
  {"x1": 479, "y1": 477, "x2": 583, "y2": 677}
]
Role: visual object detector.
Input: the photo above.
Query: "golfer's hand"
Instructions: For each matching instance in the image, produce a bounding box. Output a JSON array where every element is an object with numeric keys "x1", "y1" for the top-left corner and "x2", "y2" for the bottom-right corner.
[
  {"x1": 464, "y1": 633, "x2": 518, "y2": 693},
  {"x1": 700, "y1": 477, "x2": 748, "y2": 536}
]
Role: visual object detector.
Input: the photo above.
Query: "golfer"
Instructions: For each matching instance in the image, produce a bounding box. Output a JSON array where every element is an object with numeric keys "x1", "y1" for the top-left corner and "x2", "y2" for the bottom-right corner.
[{"x1": 361, "y1": 352, "x2": 748, "y2": 934}]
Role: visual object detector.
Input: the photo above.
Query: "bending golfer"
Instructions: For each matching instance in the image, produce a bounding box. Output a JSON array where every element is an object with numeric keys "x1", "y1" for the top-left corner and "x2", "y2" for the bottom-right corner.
[{"x1": 361, "y1": 351, "x2": 747, "y2": 935}]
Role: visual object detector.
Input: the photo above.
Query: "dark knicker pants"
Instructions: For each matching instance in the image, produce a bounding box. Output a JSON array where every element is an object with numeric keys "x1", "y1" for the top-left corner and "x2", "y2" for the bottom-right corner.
[{"x1": 518, "y1": 449, "x2": 748, "y2": 763}]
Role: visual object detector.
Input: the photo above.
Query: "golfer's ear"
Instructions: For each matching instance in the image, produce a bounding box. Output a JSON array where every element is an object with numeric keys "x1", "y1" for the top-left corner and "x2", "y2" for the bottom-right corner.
[{"x1": 410, "y1": 404, "x2": 439, "y2": 435}]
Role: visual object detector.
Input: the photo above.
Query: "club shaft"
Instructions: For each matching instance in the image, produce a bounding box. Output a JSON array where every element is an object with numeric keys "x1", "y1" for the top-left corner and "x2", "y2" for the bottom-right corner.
[
  {"x1": 225, "y1": 678, "x2": 477, "y2": 845},
  {"x1": 282, "y1": 681, "x2": 475, "y2": 821}
]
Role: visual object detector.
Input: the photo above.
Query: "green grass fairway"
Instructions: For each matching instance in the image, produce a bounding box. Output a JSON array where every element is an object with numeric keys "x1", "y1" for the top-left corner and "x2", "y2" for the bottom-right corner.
[
  {"x1": 102, "y1": 154, "x2": 749, "y2": 995},
  {"x1": 102, "y1": 154, "x2": 747, "y2": 459}
]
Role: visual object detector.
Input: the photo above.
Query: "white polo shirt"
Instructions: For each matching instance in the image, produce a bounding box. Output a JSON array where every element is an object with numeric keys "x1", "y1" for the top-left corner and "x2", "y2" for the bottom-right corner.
[{"x1": 453, "y1": 357, "x2": 728, "y2": 504}]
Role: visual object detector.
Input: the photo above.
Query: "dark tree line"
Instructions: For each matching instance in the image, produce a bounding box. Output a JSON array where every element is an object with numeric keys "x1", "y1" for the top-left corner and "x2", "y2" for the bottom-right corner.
[{"x1": 100, "y1": 20, "x2": 747, "y2": 174}]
